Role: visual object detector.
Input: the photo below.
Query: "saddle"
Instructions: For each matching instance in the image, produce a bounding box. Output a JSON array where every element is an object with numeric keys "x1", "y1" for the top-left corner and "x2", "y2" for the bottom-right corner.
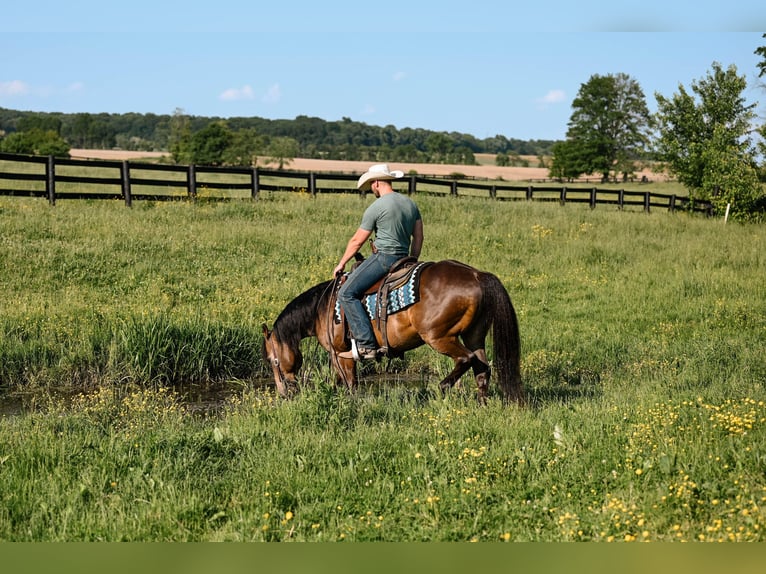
[{"x1": 339, "y1": 256, "x2": 432, "y2": 356}]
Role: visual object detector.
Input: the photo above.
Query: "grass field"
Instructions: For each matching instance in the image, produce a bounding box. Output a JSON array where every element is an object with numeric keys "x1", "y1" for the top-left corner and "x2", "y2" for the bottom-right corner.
[{"x1": 0, "y1": 193, "x2": 764, "y2": 541}]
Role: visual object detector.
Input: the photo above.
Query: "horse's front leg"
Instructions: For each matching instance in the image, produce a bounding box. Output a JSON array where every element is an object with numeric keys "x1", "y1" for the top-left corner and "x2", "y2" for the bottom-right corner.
[
  {"x1": 333, "y1": 355, "x2": 358, "y2": 392},
  {"x1": 317, "y1": 315, "x2": 358, "y2": 392}
]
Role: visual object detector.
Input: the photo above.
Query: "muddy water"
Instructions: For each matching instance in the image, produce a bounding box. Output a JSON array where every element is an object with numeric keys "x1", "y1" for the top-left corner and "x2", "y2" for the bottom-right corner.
[
  {"x1": 0, "y1": 373, "x2": 431, "y2": 419},
  {"x1": 0, "y1": 379, "x2": 273, "y2": 419}
]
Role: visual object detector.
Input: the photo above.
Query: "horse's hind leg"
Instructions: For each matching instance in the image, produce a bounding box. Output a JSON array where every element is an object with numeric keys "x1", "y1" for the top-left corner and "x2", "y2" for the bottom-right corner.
[
  {"x1": 427, "y1": 338, "x2": 476, "y2": 396},
  {"x1": 438, "y1": 359, "x2": 473, "y2": 395},
  {"x1": 470, "y1": 348, "x2": 491, "y2": 404}
]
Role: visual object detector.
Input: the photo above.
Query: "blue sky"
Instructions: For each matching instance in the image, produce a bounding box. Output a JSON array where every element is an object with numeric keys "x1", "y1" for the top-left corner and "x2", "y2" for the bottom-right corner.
[{"x1": 2, "y1": 2, "x2": 765, "y2": 141}]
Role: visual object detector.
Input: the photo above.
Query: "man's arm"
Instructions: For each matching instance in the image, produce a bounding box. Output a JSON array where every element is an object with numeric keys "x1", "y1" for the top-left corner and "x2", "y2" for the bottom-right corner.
[
  {"x1": 410, "y1": 219, "x2": 423, "y2": 259},
  {"x1": 333, "y1": 227, "x2": 371, "y2": 276}
]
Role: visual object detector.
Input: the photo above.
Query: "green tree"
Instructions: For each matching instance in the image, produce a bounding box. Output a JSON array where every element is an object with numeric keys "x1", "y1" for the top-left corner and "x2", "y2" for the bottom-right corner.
[
  {"x1": 223, "y1": 128, "x2": 264, "y2": 166},
  {"x1": 549, "y1": 140, "x2": 590, "y2": 181},
  {"x1": 755, "y1": 35, "x2": 766, "y2": 182},
  {"x1": 265, "y1": 136, "x2": 299, "y2": 169},
  {"x1": 560, "y1": 73, "x2": 651, "y2": 182},
  {"x1": 755, "y1": 33, "x2": 766, "y2": 78},
  {"x1": 425, "y1": 133, "x2": 452, "y2": 162},
  {"x1": 62, "y1": 113, "x2": 114, "y2": 148},
  {"x1": 654, "y1": 62, "x2": 763, "y2": 220},
  {"x1": 189, "y1": 122, "x2": 233, "y2": 166},
  {"x1": 0, "y1": 128, "x2": 70, "y2": 157},
  {"x1": 18, "y1": 114, "x2": 62, "y2": 135},
  {"x1": 169, "y1": 108, "x2": 192, "y2": 164}
]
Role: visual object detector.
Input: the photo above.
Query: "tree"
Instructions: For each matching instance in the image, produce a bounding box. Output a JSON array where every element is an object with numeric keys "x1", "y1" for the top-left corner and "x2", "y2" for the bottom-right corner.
[
  {"x1": 425, "y1": 133, "x2": 452, "y2": 162},
  {"x1": 755, "y1": 33, "x2": 766, "y2": 78},
  {"x1": 556, "y1": 73, "x2": 651, "y2": 182},
  {"x1": 169, "y1": 108, "x2": 192, "y2": 164},
  {"x1": 223, "y1": 128, "x2": 264, "y2": 166},
  {"x1": 654, "y1": 62, "x2": 763, "y2": 220},
  {"x1": 189, "y1": 122, "x2": 232, "y2": 166},
  {"x1": 0, "y1": 128, "x2": 69, "y2": 157},
  {"x1": 756, "y1": 35, "x2": 766, "y2": 183},
  {"x1": 265, "y1": 136, "x2": 299, "y2": 169},
  {"x1": 549, "y1": 140, "x2": 590, "y2": 181},
  {"x1": 18, "y1": 114, "x2": 62, "y2": 135},
  {"x1": 62, "y1": 113, "x2": 114, "y2": 148}
]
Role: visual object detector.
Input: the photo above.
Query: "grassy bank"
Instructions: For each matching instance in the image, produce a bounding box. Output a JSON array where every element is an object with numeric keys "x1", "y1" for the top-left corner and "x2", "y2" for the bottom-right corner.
[{"x1": 0, "y1": 194, "x2": 764, "y2": 541}]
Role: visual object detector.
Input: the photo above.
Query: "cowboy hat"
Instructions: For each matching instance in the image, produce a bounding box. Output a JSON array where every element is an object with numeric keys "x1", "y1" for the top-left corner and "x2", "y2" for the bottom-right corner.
[{"x1": 356, "y1": 163, "x2": 404, "y2": 191}]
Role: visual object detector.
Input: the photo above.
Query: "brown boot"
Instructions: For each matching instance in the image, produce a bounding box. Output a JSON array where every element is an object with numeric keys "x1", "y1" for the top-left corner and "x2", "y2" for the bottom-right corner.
[{"x1": 338, "y1": 346, "x2": 379, "y2": 361}]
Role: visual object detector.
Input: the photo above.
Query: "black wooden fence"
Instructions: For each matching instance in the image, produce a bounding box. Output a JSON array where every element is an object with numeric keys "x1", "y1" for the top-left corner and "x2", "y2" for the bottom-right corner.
[{"x1": 0, "y1": 152, "x2": 712, "y2": 214}]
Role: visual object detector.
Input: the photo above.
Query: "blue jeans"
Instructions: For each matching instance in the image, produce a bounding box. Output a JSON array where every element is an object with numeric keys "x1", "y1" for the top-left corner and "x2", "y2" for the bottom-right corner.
[{"x1": 338, "y1": 251, "x2": 402, "y2": 349}]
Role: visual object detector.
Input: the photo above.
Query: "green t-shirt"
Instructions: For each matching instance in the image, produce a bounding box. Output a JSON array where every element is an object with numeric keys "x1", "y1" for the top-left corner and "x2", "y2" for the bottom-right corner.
[{"x1": 360, "y1": 192, "x2": 421, "y2": 256}]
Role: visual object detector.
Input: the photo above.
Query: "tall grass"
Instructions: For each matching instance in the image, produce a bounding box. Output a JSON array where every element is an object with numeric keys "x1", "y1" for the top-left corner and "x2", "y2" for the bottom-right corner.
[{"x1": 0, "y1": 194, "x2": 764, "y2": 541}]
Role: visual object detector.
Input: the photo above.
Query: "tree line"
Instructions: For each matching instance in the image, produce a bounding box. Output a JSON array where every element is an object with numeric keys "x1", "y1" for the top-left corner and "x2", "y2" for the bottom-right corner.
[{"x1": 0, "y1": 108, "x2": 554, "y2": 168}]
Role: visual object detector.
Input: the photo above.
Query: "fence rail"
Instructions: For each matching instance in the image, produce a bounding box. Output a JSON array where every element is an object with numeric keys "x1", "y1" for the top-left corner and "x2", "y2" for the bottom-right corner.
[{"x1": 0, "y1": 152, "x2": 712, "y2": 214}]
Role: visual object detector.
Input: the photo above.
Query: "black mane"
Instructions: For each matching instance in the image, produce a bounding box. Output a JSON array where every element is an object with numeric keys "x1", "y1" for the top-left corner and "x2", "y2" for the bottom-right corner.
[{"x1": 272, "y1": 280, "x2": 334, "y2": 348}]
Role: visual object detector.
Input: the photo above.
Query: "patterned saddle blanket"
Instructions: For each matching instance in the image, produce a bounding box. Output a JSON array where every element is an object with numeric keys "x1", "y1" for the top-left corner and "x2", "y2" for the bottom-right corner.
[{"x1": 335, "y1": 260, "x2": 431, "y2": 323}]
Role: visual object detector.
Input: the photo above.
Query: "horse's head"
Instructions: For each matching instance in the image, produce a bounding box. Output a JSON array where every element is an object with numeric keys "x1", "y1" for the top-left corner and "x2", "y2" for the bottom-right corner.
[{"x1": 261, "y1": 324, "x2": 301, "y2": 398}]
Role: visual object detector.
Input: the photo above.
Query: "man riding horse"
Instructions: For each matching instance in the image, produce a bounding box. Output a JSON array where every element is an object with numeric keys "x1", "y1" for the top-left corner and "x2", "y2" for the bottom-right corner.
[
  {"x1": 262, "y1": 165, "x2": 524, "y2": 404},
  {"x1": 332, "y1": 164, "x2": 424, "y2": 361}
]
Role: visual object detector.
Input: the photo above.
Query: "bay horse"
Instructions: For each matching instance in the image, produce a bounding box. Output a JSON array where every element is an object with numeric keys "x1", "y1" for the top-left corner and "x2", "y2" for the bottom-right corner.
[{"x1": 261, "y1": 259, "x2": 524, "y2": 405}]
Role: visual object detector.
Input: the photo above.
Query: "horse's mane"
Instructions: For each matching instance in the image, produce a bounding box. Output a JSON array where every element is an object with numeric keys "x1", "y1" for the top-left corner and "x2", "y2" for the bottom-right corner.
[{"x1": 272, "y1": 280, "x2": 333, "y2": 348}]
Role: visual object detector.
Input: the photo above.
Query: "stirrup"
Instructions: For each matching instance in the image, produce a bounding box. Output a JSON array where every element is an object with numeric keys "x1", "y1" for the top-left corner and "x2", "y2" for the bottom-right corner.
[{"x1": 338, "y1": 340, "x2": 379, "y2": 361}]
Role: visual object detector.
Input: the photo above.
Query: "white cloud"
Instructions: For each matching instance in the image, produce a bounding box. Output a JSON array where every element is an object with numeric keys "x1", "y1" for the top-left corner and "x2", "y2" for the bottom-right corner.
[
  {"x1": 66, "y1": 82, "x2": 85, "y2": 93},
  {"x1": 262, "y1": 83, "x2": 281, "y2": 104},
  {"x1": 219, "y1": 85, "x2": 255, "y2": 101},
  {"x1": 538, "y1": 89, "x2": 566, "y2": 105},
  {"x1": 392, "y1": 71, "x2": 406, "y2": 82},
  {"x1": 0, "y1": 80, "x2": 30, "y2": 97}
]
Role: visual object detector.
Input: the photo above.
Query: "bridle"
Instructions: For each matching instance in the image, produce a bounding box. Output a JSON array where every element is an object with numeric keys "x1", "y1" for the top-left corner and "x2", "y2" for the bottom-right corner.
[
  {"x1": 266, "y1": 276, "x2": 345, "y2": 392},
  {"x1": 266, "y1": 332, "x2": 289, "y2": 389}
]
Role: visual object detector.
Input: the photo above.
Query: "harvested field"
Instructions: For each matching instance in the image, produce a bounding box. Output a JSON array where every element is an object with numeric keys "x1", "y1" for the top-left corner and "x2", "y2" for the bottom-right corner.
[{"x1": 69, "y1": 149, "x2": 668, "y2": 182}]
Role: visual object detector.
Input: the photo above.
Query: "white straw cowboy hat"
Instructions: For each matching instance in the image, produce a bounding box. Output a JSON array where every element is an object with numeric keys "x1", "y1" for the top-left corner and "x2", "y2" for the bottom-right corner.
[{"x1": 357, "y1": 164, "x2": 404, "y2": 191}]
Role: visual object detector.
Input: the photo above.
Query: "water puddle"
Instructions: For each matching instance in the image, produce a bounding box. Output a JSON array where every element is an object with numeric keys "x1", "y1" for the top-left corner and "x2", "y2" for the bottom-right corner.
[
  {"x1": 0, "y1": 379, "x2": 274, "y2": 419},
  {"x1": 0, "y1": 372, "x2": 433, "y2": 419}
]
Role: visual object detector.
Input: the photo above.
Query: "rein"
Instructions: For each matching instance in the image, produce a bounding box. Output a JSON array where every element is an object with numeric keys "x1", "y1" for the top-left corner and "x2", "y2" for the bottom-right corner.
[{"x1": 325, "y1": 274, "x2": 351, "y2": 385}]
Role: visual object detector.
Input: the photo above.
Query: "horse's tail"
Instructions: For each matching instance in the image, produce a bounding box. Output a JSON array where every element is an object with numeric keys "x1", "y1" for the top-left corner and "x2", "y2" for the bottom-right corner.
[{"x1": 481, "y1": 273, "x2": 524, "y2": 405}]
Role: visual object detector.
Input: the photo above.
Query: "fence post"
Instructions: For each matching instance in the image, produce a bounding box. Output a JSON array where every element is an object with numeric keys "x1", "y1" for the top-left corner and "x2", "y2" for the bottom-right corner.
[
  {"x1": 309, "y1": 172, "x2": 317, "y2": 196},
  {"x1": 490, "y1": 185, "x2": 496, "y2": 200},
  {"x1": 643, "y1": 192, "x2": 650, "y2": 213},
  {"x1": 618, "y1": 189, "x2": 625, "y2": 210},
  {"x1": 251, "y1": 167, "x2": 260, "y2": 200},
  {"x1": 187, "y1": 164, "x2": 197, "y2": 201},
  {"x1": 590, "y1": 187, "x2": 596, "y2": 209},
  {"x1": 450, "y1": 180, "x2": 457, "y2": 197},
  {"x1": 669, "y1": 194, "x2": 676, "y2": 212},
  {"x1": 46, "y1": 155, "x2": 56, "y2": 206},
  {"x1": 121, "y1": 160, "x2": 132, "y2": 207},
  {"x1": 526, "y1": 185, "x2": 533, "y2": 201},
  {"x1": 560, "y1": 186, "x2": 567, "y2": 206},
  {"x1": 408, "y1": 175, "x2": 416, "y2": 195}
]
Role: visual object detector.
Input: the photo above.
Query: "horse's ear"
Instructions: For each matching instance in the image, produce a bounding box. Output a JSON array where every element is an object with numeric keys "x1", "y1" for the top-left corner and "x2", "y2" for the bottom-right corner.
[{"x1": 261, "y1": 323, "x2": 270, "y2": 338}]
